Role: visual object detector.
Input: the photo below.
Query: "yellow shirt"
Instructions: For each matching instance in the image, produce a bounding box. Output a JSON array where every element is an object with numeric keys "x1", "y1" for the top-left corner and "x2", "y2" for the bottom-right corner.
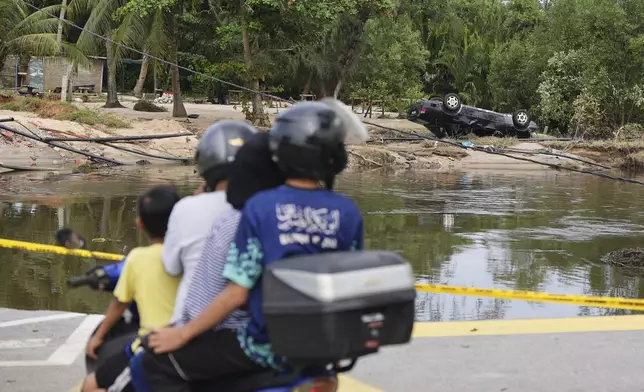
[{"x1": 113, "y1": 243, "x2": 180, "y2": 339}]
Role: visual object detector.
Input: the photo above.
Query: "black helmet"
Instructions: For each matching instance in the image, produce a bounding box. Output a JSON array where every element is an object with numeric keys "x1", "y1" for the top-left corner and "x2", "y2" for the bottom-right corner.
[
  {"x1": 195, "y1": 120, "x2": 257, "y2": 177},
  {"x1": 268, "y1": 101, "x2": 349, "y2": 187}
]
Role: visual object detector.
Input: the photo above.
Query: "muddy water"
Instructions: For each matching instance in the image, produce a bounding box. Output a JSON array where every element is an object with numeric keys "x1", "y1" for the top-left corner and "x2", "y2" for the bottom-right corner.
[{"x1": 2, "y1": 167, "x2": 644, "y2": 322}]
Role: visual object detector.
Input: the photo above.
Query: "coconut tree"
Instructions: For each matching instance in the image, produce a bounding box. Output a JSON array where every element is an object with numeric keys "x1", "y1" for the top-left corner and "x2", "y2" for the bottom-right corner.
[
  {"x1": 0, "y1": 0, "x2": 87, "y2": 80},
  {"x1": 71, "y1": 0, "x2": 128, "y2": 108},
  {"x1": 111, "y1": 7, "x2": 174, "y2": 105},
  {"x1": 114, "y1": 0, "x2": 192, "y2": 117}
]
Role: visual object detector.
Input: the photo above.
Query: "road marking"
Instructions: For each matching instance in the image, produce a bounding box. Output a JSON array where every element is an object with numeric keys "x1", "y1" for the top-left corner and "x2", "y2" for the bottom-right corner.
[
  {"x1": 48, "y1": 314, "x2": 103, "y2": 365},
  {"x1": 0, "y1": 338, "x2": 51, "y2": 349},
  {"x1": 0, "y1": 360, "x2": 52, "y2": 367},
  {"x1": 338, "y1": 374, "x2": 384, "y2": 391},
  {"x1": 412, "y1": 314, "x2": 644, "y2": 338},
  {"x1": 0, "y1": 314, "x2": 103, "y2": 367},
  {"x1": 0, "y1": 312, "x2": 84, "y2": 328}
]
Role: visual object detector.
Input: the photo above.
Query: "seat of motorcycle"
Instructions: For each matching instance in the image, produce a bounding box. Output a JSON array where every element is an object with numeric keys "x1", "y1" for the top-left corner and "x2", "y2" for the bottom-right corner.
[{"x1": 190, "y1": 368, "x2": 299, "y2": 392}]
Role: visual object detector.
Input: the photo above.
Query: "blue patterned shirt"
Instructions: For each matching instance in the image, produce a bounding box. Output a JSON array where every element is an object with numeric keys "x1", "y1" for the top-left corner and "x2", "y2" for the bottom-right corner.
[{"x1": 222, "y1": 185, "x2": 364, "y2": 369}]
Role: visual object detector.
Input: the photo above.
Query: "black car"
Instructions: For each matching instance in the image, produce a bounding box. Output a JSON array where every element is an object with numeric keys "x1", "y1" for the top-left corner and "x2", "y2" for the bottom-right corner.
[{"x1": 408, "y1": 93, "x2": 538, "y2": 139}]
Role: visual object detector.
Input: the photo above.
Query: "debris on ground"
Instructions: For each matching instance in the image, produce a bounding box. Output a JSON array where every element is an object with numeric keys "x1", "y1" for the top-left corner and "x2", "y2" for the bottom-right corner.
[
  {"x1": 153, "y1": 95, "x2": 173, "y2": 104},
  {"x1": 601, "y1": 248, "x2": 644, "y2": 269},
  {"x1": 133, "y1": 100, "x2": 167, "y2": 113}
]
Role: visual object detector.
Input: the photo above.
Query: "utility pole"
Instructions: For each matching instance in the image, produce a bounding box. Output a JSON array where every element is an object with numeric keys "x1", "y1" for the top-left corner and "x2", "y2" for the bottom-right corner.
[{"x1": 57, "y1": 0, "x2": 73, "y2": 102}]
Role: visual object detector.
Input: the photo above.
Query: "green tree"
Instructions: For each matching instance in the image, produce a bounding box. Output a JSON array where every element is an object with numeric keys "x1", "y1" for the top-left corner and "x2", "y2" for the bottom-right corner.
[
  {"x1": 0, "y1": 0, "x2": 87, "y2": 75},
  {"x1": 347, "y1": 15, "x2": 428, "y2": 104}
]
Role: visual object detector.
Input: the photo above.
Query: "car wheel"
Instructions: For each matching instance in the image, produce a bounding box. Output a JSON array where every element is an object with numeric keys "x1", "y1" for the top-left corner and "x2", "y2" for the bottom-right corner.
[
  {"x1": 443, "y1": 93, "x2": 462, "y2": 114},
  {"x1": 512, "y1": 109, "x2": 530, "y2": 130}
]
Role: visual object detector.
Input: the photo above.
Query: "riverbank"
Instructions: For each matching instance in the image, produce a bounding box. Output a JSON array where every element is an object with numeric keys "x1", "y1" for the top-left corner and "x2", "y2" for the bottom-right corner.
[
  {"x1": 542, "y1": 139, "x2": 644, "y2": 172},
  {"x1": 0, "y1": 96, "x2": 614, "y2": 174}
]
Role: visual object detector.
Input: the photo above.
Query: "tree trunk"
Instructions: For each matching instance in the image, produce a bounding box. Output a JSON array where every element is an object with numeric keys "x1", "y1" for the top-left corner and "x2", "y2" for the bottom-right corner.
[
  {"x1": 170, "y1": 24, "x2": 187, "y2": 117},
  {"x1": 57, "y1": 0, "x2": 72, "y2": 103},
  {"x1": 132, "y1": 56, "x2": 149, "y2": 99},
  {"x1": 241, "y1": 14, "x2": 268, "y2": 126},
  {"x1": 153, "y1": 62, "x2": 159, "y2": 96},
  {"x1": 302, "y1": 73, "x2": 313, "y2": 95},
  {"x1": 333, "y1": 19, "x2": 369, "y2": 99},
  {"x1": 60, "y1": 63, "x2": 73, "y2": 102},
  {"x1": 103, "y1": 40, "x2": 124, "y2": 108}
]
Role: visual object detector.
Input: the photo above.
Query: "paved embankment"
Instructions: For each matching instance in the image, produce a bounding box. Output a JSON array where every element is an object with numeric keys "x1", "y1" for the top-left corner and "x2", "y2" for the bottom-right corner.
[{"x1": 1, "y1": 308, "x2": 643, "y2": 392}]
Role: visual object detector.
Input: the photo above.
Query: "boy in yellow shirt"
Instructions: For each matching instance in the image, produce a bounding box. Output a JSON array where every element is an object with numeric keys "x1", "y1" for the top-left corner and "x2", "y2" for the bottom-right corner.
[{"x1": 81, "y1": 185, "x2": 181, "y2": 392}]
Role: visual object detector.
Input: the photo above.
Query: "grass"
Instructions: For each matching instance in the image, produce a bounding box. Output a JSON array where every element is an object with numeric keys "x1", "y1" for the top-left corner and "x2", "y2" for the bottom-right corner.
[
  {"x1": 0, "y1": 97, "x2": 129, "y2": 128},
  {"x1": 460, "y1": 135, "x2": 520, "y2": 148},
  {"x1": 541, "y1": 139, "x2": 644, "y2": 153}
]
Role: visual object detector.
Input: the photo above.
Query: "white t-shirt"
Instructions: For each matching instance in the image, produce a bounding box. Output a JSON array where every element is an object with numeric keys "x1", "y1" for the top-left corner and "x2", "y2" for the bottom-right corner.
[{"x1": 162, "y1": 191, "x2": 232, "y2": 323}]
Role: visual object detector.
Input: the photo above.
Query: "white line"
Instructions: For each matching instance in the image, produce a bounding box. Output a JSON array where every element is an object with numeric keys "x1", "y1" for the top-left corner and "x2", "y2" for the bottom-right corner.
[
  {"x1": 48, "y1": 314, "x2": 104, "y2": 365},
  {"x1": 0, "y1": 338, "x2": 51, "y2": 349},
  {"x1": 0, "y1": 313, "x2": 84, "y2": 328},
  {"x1": 0, "y1": 360, "x2": 53, "y2": 367}
]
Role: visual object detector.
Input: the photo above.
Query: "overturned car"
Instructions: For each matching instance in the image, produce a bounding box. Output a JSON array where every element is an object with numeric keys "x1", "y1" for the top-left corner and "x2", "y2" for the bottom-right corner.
[{"x1": 408, "y1": 93, "x2": 538, "y2": 139}]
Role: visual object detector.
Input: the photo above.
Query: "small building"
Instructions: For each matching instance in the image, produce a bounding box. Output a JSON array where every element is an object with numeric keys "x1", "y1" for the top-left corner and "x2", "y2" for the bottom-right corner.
[{"x1": 0, "y1": 55, "x2": 105, "y2": 94}]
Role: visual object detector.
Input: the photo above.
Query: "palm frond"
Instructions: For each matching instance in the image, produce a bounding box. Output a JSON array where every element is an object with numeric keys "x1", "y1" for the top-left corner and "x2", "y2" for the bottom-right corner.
[
  {"x1": 61, "y1": 41, "x2": 90, "y2": 69},
  {"x1": 76, "y1": 0, "x2": 122, "y2": 54},
  {"x1": 3, "y1": 33, "x2": 65, "y2": 57},
  {"x1": 10, "y1": 18, "x2": 63, "y2": 40}
]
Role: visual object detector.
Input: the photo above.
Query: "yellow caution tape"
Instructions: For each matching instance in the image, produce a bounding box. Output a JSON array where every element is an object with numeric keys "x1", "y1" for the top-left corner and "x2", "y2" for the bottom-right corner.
[
  {"x1": 2, "y1": 237, "x2": 644, "y2": 311},
  {"x1": 0, "y1": 238, "x2": 123, "y2": 261},
  {"x1": 415, "y1": 283, "x2": 644, "y2": 312}
]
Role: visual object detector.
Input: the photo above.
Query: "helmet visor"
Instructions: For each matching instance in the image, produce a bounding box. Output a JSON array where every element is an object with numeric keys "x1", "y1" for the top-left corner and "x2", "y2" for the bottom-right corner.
[{"x1": 321, "y1": 98, "x2": 369, "y2": 145}]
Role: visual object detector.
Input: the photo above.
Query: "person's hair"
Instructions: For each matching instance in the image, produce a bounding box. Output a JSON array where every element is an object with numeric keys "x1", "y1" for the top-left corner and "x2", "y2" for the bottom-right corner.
[
  {"x1": 226, "y1": 132, "x2": 286, "y2": 209},
  {"x1": 54, "y1": 228, "x2": 73, "y2": 247},
  {"x1": 202, "y1": 164, "x2": 230, "y2": 191},
  {"x1": 137, "y1": 185, "x2": 181, "y2": 239}
]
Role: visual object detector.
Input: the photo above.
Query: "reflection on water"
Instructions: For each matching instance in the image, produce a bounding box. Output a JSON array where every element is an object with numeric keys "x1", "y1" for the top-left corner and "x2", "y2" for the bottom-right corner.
[{"x1": 2, "y1": 167, "x2": 644, "y2": 322}]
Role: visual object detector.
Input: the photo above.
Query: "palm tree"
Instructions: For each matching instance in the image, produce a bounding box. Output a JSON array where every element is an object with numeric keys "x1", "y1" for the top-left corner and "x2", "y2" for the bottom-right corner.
[
  {"x1": 112, "y1": 6, "x2": 187, "y2": 117},
  {"x1": 73, "y1": 0, "x2": 187, "y2": 116},
  {"x1": 0, "y1": 0, "x2": 87, "y2": 79},
  {"x1": 71, "y1": 0, "x2": 127, "y2": 108}
]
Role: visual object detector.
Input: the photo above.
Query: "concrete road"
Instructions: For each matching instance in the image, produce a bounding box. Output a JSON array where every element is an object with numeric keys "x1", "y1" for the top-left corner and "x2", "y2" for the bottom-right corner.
[{"x1": 2, "y1": 308, "x2": 644, "y2": 392}]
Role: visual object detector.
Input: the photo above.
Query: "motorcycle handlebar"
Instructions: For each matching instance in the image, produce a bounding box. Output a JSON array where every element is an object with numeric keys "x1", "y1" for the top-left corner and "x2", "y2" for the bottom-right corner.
[{"x1": 67, "y1": 275, "x2": 94, "y2": 288}]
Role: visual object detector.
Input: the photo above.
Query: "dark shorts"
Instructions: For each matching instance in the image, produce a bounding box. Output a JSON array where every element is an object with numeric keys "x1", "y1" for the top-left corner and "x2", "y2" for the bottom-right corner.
[
  {"x1": 95, "y1": 348, "x2": 134, "y2": 392},
  {"x1": 142, "y1": 328, "x2": 262, "y2": 392}
]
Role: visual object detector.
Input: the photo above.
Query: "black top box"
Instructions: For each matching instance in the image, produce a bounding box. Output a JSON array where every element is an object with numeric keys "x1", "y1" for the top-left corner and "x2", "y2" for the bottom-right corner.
[{"x1": 263, "y1": 251, "x2": 416, "y2": 364}]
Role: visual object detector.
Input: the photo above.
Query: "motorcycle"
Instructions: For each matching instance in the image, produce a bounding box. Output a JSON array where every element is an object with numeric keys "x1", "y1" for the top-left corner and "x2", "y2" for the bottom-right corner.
[
  {"x1": 67, "y1": 250, "x2": 416, "y2": 392},
  {"x1": 67, "y1": 262, "x2": 347, "y2": 392}
]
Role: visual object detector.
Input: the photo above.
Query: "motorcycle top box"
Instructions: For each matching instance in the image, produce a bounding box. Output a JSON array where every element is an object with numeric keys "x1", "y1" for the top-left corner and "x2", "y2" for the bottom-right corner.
[{"x1": 263, "y1": 251, "x2": 416, "y2": 363}]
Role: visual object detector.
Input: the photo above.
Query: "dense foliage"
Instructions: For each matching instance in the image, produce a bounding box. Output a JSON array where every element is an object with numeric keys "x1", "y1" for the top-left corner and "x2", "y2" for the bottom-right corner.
[{"x1": 2, "y1": 0, "x2": 644, "y2": 135}]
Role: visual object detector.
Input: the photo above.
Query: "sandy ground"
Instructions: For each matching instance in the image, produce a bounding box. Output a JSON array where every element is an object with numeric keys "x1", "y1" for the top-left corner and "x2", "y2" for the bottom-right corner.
[{"x1": 0, "y1": 97, "x2": 600, "y2": 174}]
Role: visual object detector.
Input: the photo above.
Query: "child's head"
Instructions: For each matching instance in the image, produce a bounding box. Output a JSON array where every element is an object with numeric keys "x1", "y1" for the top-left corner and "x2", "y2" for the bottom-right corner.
[
  {"x1": 268, "y1": 100, "x2": 366, "y2": 190},
  {"x1": 195, "y1": 121, "x2": 258, "y2": 192},
  {"x1": 226, "y1": 132, "x2": 286, "y2": 209},
  {"x1": 136, "y1": 185, "x2": 181, "y2": 240},
  {"x1": 55, "y1": 228, "x2": 86, "y2": 249}
]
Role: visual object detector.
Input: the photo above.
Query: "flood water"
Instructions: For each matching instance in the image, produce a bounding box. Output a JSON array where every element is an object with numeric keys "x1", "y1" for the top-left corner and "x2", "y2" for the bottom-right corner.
[{"x1": 2, "y1": 167, "x2": 644, "y2": 322}]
